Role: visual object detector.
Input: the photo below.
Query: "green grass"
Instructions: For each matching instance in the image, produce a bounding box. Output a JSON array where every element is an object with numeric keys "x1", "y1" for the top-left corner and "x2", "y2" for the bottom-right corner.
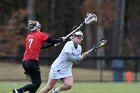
[
  {"x1": 0, "y1": 82, "x2": 140, "y2": 93},
  {"x1": 0, "y1": 62, "x2": 140, "y2": 93}
]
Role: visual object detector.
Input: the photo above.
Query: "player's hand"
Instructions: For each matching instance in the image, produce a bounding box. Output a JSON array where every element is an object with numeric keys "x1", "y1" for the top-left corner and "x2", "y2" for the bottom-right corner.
[
  {"x1": 54, "y1": 43, "x2": 60, "y2": 46},
  {"x1": 82, "y1": 52, "x2": 88, "y2": 58},
  {"x1": 54, "y1": 37, "x2": 67, "y2": 46},
  {"x1": 61, "y1": 36, "x2": 67, "y2": 41},
  {"x1": 78, "y1": 55, "x2": 84, "y2": 61},
  {"x1": 78, "y1": 52, "x2": 88, "y2": 61}
]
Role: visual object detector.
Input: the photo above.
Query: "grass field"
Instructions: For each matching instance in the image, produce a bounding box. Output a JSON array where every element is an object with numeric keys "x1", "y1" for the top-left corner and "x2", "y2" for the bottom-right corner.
[
  {"x1": 0, "y1": 62, "x2": 140, "y2": 93},
  {"x1": 0, "y1": 62, "x2": 114, "y2": 81},
  {"x1": 0, "y1": 82, "x2": 140, "y2": 93},
  {"x1": 1, "y1": 62, "x2": 140, "y2": 82}
]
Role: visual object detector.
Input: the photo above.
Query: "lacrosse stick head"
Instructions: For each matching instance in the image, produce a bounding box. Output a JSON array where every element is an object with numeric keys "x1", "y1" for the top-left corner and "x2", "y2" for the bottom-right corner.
[
  {"x1": 94, "y1": 38, "x2": 107, "y2": 50},
  {"x1": 84, "y1": 13, "x2": 97, "y2": 24},
  {"x1": 100, "y1": 39, "x2": 108, "y2": 47}
]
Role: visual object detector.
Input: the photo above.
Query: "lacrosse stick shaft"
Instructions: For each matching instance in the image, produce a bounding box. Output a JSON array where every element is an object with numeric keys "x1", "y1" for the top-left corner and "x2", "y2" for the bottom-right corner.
[
  {"x1": 86, "y1": 49, "x2": 93, "y2": 54},
  {"x1": 86, "y1": 39, "x2": 107, "y2": 54},
  {"x1": 86, "y1": 44, "x2": 106, "y2": 54},
  {"x1": 86, "y1": 46, "x2": 97, "y2": 54},
  {"x1": 65, "y1": 22, "x2": 84, "y2": 38},
  {"x1": 54, "y1": 23, "x2": 84, "y2": 46}
]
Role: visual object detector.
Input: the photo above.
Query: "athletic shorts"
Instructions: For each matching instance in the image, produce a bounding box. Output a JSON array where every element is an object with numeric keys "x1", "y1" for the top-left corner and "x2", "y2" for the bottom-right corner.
[
  {"x1": 22, "y1": 59, "x2": 40, "y2": 75},
  {"x1": 49, "y1": 68, "x2": 72, "y2": 79}
]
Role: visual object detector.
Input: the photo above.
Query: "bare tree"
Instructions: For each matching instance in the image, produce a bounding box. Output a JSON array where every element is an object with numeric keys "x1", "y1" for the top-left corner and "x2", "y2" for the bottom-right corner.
[
  {"x1": 27, "y1": 0, "x2": 35, "y2": 20},
  {"x1": 112, "y1": 0, "x2": 126, "y2": 56}
]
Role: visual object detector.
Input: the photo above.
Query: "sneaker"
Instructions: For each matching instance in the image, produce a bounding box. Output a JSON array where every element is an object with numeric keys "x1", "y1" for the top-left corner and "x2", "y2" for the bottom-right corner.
[
  {"x1": 51, "y1": 87, "x2": 58, "y2": 93},
  {"x1": 13, "y1": 89, "x2": 19, "y2": 93}
]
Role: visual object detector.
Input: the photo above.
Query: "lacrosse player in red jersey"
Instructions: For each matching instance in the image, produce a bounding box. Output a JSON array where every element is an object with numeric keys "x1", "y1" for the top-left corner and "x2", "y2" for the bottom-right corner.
[
  {"x1": 13, "y1": 20, "x2": 67, "y2": 93},
  {"x1": 39, "y1": 31, "x2": 88, "y2": 93}
]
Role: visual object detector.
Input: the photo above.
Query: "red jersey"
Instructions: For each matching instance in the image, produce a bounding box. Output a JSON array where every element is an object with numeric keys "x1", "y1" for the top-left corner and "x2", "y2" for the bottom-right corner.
[{"x1": 23, "y1": 31, "x2": 48, "y2": 61}]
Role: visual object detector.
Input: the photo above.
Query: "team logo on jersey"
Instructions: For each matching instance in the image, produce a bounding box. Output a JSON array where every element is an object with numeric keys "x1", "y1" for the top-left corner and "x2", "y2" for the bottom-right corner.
[
  {"x1": 72, "y1": 49, "x2": 80, "y2": 57},
  {"x1": 72, "y1": 53, "x2": 79, "y2": 57}
]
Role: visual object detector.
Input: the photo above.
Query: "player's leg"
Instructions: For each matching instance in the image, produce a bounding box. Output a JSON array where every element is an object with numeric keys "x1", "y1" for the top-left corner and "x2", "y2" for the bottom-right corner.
[
  {"x1": 53, "y1": 76, "x2": 73, "y2": 93},
  {"x1": 13, "y1": 89, "x2": 20, "y2": 93},
  {"x1": 39, "y1": 78, "x2": 58, "y2": 93},
  {"x1": 13, "y1": 60, "x2": 41, "y2": 93},
  {"x1": 14, "y1": 70, "x2": 41, "y2": 93},
  {"x1": 28, "y1": 70, "x2": 41, "y2": 93}
]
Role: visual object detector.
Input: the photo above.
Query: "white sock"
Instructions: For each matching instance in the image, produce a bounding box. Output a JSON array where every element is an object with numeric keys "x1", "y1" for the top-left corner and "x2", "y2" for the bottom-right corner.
[{"x1": 55, "y1": 87, "x2": 60, "y2": 92}]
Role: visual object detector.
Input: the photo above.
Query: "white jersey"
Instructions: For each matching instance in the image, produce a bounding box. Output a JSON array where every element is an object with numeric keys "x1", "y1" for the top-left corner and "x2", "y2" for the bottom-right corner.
[{"x1": 51, "y1": 41, "x2": 82, "y2": 71}]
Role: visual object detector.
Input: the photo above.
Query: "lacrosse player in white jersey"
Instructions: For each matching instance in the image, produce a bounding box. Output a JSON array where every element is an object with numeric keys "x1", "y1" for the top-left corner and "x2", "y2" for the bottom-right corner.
[{"x1": 39, "y1": 30, "x2": 88, "y2": 93}]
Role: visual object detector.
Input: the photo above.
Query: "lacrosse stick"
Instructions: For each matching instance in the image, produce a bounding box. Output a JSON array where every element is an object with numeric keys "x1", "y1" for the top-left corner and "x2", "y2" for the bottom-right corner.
[
  {"x1": 54, "y1": 13, "x2": 97, "y2": 46},
  {"x1": 86, "y1": 39, "x2": 107, "y2": 54},
  {"x1": 65, "y1": 13, "x2": 97, "y2": 38}
]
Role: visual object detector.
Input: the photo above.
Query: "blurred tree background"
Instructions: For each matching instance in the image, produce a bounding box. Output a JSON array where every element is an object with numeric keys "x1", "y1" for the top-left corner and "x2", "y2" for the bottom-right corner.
[{"x1": 0, "y1": 0, "x2": 140, "y2": 57}]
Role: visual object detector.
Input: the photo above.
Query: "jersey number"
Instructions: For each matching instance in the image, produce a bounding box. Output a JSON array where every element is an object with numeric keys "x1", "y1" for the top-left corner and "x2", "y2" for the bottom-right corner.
[{"x1": 28, "y1": 39, "x2": 33, "y2": 48}]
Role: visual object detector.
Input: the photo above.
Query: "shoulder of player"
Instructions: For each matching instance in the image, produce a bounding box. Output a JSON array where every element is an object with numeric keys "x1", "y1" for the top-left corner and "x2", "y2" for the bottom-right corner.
[
  {"x1": 36, "y1": 31, "x2": 44, "y2": 34},
  {"x1": 36, "y1": 31, "x2": 48, "y2": 36},
  {"x1": 63, "y1": 41, "x2": 74, "y2": 48},
  {"x1": 65, "y1": 41, "x2": 73, "y2": 45},
  {"x1": 78, "y1": 44, "x2": 82, "y2": 49}
]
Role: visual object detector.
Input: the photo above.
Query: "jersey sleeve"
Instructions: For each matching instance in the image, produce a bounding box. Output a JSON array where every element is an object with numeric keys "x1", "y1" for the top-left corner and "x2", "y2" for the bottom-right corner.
[
  {"x1": 64, "y1": 41, "x2": 73, "y2": 53},
  {"x1": 38, "y1": 32, "x2": 48, "y2": 42}
]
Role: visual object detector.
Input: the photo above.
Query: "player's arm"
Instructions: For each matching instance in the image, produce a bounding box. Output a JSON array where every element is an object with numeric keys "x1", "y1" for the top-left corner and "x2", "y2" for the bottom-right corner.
[
  {"x1": 66, "y1": 52, "x2": 88, "y2": 64},
  {"x1": 46, "y1": 37, "x2": 66, "y2": 44},
  {"x1": 41, "y1": 37, "x2": 64, "y2": 49},
  {"x1": 41, "y1": 43, "x2": 54, "y2": 49},
  {"x1": 65, "y1": 53, "x2": 83, "y2": 64}
]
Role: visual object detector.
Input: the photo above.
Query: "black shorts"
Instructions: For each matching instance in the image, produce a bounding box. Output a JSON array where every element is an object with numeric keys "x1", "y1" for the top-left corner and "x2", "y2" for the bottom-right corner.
[{"x1": 22, "y1": 59, "x2": 40, "y2": 75}]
